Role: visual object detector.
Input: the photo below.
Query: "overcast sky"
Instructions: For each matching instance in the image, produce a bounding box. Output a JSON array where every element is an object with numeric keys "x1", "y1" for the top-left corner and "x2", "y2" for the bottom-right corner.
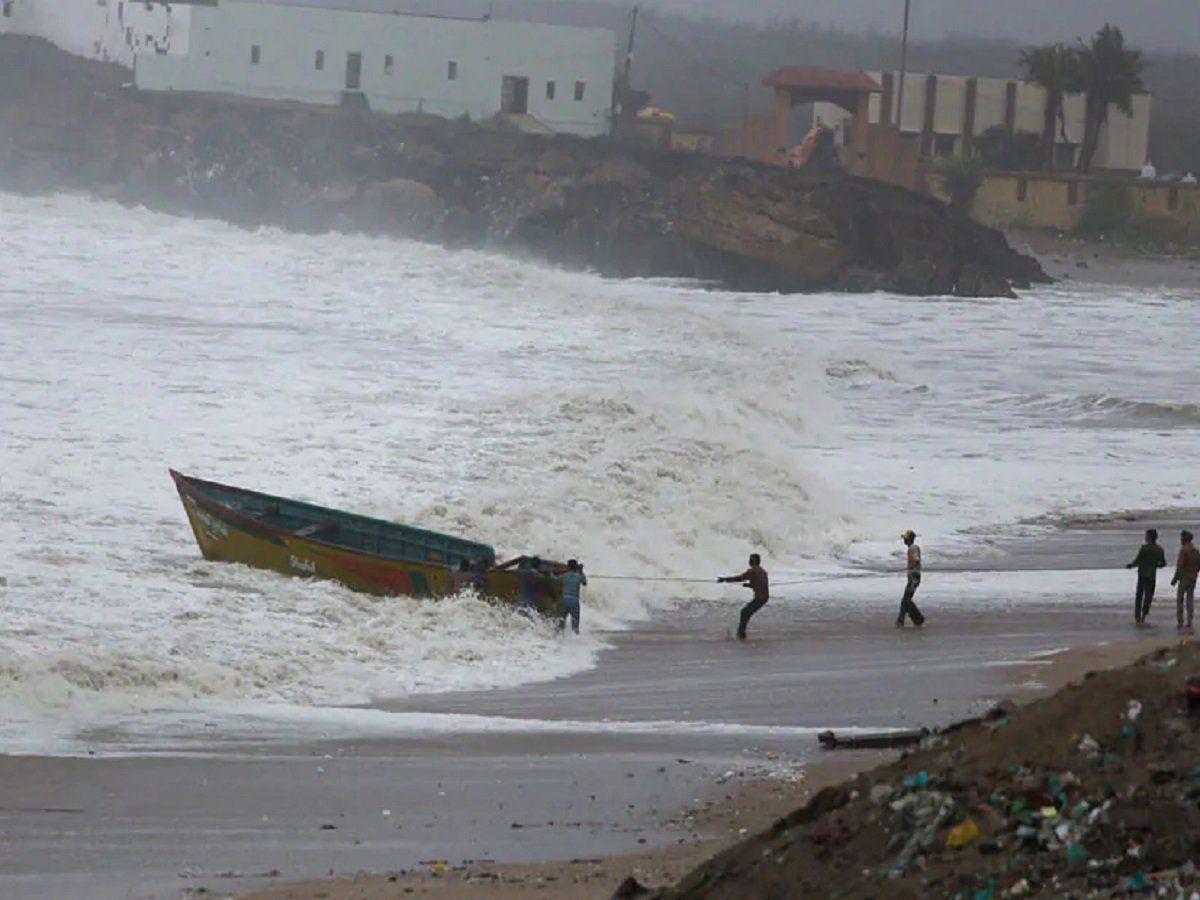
[{"x1": 255, "y1": 0, "x2": 1200, "y2": 53}]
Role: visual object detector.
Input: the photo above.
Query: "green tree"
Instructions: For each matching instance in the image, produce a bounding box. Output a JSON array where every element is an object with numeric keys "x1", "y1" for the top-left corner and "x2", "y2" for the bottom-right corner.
[
  {"x1": 1072, "y1": 24, "x2": 1146, "y2": 173},
  {"x1": 938, "y1": 152, "x2": 985, "y2": 216},
  {"x1": 1020, "y1": 43, "x2": 1079, "y2": 171}
]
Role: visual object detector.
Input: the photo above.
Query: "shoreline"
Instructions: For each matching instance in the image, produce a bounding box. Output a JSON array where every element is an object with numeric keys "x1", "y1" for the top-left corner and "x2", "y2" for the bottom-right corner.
[{"x1": 238, "y1": 632, "x2": 1173, "y2": 900}]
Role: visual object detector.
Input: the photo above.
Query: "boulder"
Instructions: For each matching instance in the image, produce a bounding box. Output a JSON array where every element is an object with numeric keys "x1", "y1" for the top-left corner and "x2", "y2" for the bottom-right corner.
[{"x1": 352, "y1": 178, "x2": 445, "y2": 235}]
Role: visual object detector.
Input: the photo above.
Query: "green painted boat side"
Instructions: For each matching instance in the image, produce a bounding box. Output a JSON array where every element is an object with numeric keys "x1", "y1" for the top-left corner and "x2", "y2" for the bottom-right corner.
[{"x1": 170, "y1": 470, "x2": 561, "y2": 611}]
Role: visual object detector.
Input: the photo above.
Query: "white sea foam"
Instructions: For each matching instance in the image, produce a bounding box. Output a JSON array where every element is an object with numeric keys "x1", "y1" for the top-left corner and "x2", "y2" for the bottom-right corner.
[{"x1": 1, "y1": 193, "x2": 1198, "y2": 752}]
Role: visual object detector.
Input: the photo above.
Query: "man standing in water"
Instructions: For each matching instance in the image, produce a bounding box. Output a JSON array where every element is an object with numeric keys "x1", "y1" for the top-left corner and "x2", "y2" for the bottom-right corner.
[
  {"x1": 1127, "y1": 528, "x2": 1167, "y2": 624},
  {"x1": 718, "y1": 553, "x2": 769, "y2": 641},
  {"x1": 897, "y1": 530, "x2": 925, "y2": 628},
  {"x1": 1171, "y1": 530, "x2": 1200, "y2": 630},
  {"x1": 553, "y1": 559, "x2": 587, "y2": 634}
]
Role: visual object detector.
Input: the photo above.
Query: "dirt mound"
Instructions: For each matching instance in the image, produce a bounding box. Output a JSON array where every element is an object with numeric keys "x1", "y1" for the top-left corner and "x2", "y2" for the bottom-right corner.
[{"x1": 656, "y1": 641, "x2": 1200, "y2": 899}]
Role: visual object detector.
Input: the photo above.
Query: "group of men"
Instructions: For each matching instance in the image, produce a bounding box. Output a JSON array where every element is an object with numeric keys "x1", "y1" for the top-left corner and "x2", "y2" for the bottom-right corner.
[
  {"x1": 488, "y1": 556, "x2": 588, "y2": 633},
  {"x1": 717, "y1": 529, "x2": 926, "y2": 639},
  {"x1": 1127, "y1": 528, "x2": 1200, "y2": 628},
  {"x1": 716, "y1": 526, "x2": 1200, "y2": 639}
]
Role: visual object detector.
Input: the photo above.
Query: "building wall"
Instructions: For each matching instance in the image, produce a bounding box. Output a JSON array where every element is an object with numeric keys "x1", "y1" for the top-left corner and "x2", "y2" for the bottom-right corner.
[
  {"x1": 930, "y1": 172, "x2": 1200, "y2": 232},
  {"x1": 134, "y1": 0, "x2": 614, "y2": 136},
  {"x1": 1098, "y1": 93, "x2": 1152, "y2": 173},
  {"x1": 0, "y1": 0, "x2": 190, "y2": 66},
  {"x1": 972, "y1": 78, "x2": 1010, "y2": 137},
  {"x1": 856, "y1": 71, "x2": 1152, "y2": 172}
]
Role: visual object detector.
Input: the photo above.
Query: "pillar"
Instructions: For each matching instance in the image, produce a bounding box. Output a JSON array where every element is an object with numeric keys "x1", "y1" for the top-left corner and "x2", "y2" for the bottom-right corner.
[
  {"x1": 771, "y1": 87, "x2": 792, "y2": 165},
  {"x1": 963, "y1": 78, "x2": 978, "y2": 154},
  {"x1": 850, "y1": 92, "x2": 871, "y2": 175},
  {"x1": 920, "y1": 74, "x2": 937, "y2": 158}
]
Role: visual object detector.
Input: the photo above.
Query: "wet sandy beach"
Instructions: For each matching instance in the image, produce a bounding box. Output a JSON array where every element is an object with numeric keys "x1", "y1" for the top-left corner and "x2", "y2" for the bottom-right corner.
[{"x1": 3, "y1": 510, "x2": 1193, "y2": 899}]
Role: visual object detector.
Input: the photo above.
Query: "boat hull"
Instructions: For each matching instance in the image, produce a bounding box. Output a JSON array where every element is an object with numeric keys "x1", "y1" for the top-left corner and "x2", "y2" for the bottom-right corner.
[{"x1": 172, "y1": 472, "x2": 560, "y2": 613}]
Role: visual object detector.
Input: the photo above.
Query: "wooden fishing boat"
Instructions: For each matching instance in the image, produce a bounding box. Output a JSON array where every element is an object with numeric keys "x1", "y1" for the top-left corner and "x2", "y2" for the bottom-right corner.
[{"x1": 170, "y1": 470, "x2": 562, "y2": 612}]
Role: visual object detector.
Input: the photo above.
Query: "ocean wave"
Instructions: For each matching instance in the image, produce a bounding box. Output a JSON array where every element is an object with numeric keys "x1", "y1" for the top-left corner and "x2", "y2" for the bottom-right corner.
[
  {"x1": 997, "y1": 392, "x2": 1200, "y2": 428},
  {"x1": 825, "y1": 358, "x2": 902, "y2": 383},
  {"x1": 0, "y1": 192, "x2": 857, "y2": 746}
]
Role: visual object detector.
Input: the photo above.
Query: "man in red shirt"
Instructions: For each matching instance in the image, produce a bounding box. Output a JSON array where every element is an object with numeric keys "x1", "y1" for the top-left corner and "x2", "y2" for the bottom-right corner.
[{"x1": 719, "y1": 553, "x2": 769, "y2": 640}]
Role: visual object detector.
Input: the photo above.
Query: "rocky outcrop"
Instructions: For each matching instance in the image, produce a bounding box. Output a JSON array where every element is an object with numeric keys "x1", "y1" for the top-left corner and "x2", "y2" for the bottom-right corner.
[{"x1": 0, "y1": 36, "x2": 1048, "y2": 296}]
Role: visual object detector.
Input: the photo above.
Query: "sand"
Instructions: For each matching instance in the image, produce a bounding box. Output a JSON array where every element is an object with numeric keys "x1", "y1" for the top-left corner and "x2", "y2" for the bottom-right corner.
[{"x1": 236, "y1": 634, "x2": 1171, "y2": 900}]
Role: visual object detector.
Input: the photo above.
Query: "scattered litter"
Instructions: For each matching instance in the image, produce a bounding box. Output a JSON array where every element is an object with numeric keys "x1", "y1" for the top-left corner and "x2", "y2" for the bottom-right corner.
[{"x1": 945, "y1": 819, "x2": 981, "y2": 849}]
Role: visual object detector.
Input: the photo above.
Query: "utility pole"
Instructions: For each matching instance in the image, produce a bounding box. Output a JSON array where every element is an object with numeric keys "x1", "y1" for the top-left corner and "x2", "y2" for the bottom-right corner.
[
  {"x1": 612, "y1": 6, "x2": 638, "y2": 138},
  {"x1": 895, "y1": 0, "x2": 911, "y2": 131},
  {"x1": 624, "y1": 6, "x2": 639, "y2": 87}
]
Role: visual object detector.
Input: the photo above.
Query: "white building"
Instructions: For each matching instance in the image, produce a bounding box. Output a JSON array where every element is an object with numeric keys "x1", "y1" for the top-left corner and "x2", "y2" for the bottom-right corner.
[
  {"x1": 1, "y1": 0, "x2": 615, "y2": 137},
  {"x1": 810, "y1": 71, "x2": 1151, "y2": 173},
  {"x1": 0, "y1": 0, "x2": 190, "y2": 66},
  {"x1": 133, "y1": 0, "x2": 615, "y2": 136}
]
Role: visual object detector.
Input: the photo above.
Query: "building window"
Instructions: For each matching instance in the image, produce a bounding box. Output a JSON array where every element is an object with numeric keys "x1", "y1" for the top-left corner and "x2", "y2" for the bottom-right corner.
[
  {"x1": 1067, "y1": 180, "x2": 1079, "y2": 206},
  {"x1": 574, "y1": 80, "x2": 586, "y2": 102},
  {"x1": 934, "y1": 134, "x2": 956, "y2": 158},
  {"x1": 2, "y1": 2, "x2": 13, "y2": 19},
  {"x1": 384, "y1": 55, "x2": 394, "y2": 76},
  {"x1": 1016, "y1": 178, "x2": 1028, "y2": 202},
  {"x1": 251, "y1": 44, "x2": 261, "y2": 65},
  {"x1": 447, "y1": 60, "x2": 458, "y2": 81},
  {"x1": 315, "y1": 50, "x2": 324, "y2": 70},
  {"x1": 546, "y1": 80, "x2": 556, "y2": 100}
]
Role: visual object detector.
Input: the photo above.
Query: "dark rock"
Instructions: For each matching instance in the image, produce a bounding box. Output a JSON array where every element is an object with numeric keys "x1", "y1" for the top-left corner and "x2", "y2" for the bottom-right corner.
[
  {"x1": 613, "y1": 875, "x2": 650, "y2": 897},
  {"x1": 0, "y1": 34, "x2": 1048, "y2": 298}
]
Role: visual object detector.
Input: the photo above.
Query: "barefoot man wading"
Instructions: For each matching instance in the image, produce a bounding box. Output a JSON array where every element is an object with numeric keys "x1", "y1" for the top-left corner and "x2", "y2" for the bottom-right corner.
[
  {"x1": 897, "y1": 530, "x2": 925, "y2": 628},
  {"x1": 718, "y1": 553, "x2": 769, "y2": 641}
]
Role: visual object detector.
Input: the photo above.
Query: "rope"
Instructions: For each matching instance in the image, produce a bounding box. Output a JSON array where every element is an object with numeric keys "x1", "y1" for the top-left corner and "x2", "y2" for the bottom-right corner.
[
  {"x1": 589, "y1": 574, "x2": 811, "y2": 587},
  {"x1": 589, "y1": 574, "x2": 717, "y2": 584}
]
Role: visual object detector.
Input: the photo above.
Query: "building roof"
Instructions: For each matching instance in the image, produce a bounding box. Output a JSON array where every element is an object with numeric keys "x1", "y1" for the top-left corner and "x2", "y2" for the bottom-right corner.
[{"x1": 762, "y1": 67, "x2": 882, "y2": 93}]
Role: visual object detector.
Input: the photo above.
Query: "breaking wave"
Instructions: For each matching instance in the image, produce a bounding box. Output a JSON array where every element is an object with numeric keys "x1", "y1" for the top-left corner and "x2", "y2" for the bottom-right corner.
[
  {"x1": 996, "y1": 392, "x2": 1200, "y2": 429},
  {"x1": 0, "y1": 193, "x2": 856, "y2": 745}
]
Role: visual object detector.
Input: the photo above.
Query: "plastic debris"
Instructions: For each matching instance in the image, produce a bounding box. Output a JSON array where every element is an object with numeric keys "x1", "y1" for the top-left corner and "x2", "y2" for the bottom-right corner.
[{"x1": 945, "y1": 818, "x2": 981, "y2": 849}]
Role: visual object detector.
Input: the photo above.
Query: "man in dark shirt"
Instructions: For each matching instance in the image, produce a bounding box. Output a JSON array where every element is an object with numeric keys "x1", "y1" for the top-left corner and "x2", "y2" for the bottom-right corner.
[
  {"x1": 1127, "y1": 528, "x2": 1167, "y2": 624},
  {"x1": 718, "y1": 553, "x2": 769, "y2": 641}
]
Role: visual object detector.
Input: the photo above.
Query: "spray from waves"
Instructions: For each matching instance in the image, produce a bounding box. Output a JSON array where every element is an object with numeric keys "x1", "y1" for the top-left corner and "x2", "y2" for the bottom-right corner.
[
  {"x1": 989, "y1": 392, "x2": 1200, "y2": 429},
  {"x1": 0, "y1": 193, "x2": 870, "y2": 747},
  {"x1": 409, "y1": 352, "x2": 863, "y2": 627},
  {"x1": 0, "y1": 564, "x2": 597, "y2": 732}
]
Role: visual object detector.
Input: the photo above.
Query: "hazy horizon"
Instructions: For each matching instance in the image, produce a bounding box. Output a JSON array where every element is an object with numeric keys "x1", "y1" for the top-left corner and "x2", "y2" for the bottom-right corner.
[{"x1": 250, "y1": 0, "x2": 1200, "y2": 53}]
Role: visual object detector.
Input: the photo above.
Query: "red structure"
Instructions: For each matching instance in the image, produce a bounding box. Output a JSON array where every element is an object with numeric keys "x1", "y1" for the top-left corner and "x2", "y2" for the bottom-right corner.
[{"x1": 761, "y1": 67, "x2": 882, "y2": 174}]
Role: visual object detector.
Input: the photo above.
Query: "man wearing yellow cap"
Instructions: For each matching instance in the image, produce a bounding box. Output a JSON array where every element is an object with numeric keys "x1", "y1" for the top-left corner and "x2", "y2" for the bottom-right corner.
[{"x1": 898, "y1": 530, "x2": 925, "y2": 627}]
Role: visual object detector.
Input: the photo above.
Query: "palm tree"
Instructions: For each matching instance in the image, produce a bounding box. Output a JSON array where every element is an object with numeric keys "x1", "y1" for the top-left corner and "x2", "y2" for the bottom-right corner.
[
  {"x1": 1021, "y1": 43, "x2": 1079, "y2": 171},
  {"x1": 1072, "y1": 24, "x2": 1146, "y2": 174}
]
